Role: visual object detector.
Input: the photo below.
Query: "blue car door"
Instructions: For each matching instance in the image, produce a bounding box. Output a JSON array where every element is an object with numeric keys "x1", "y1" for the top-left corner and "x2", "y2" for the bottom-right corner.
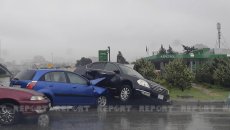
[
  {"x1": 35, "y1": 71, "x2": 76, "y2": 106},
  {"x1": 66, "y1": 72, "x2": 96, "y2": 105}
]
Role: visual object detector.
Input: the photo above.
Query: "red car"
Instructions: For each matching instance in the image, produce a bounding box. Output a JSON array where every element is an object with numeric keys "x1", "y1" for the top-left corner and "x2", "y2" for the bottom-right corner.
[{"x1": 0, "y1": 86, "x2": 50, "y2": 125}]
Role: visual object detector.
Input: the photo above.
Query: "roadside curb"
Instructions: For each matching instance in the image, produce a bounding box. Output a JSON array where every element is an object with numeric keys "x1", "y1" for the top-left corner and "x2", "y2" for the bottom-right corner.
[{"x1": 172, "y1": 99, "x2": 226, "y2": 106}]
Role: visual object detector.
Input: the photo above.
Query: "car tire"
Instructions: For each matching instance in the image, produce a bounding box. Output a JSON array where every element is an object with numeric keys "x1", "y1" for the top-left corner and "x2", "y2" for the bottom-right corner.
[
  {"x1": 37, "y1": 114, "x2": 50, "y2": 127},
  {"x1": 0, "y1": 103, "x2": 19, "y2": 125},
  {"x1": 97, "y1": 96, "x2": 107, "y2": 107},
  {"x1": 119, "y1": 85, "x2": 132, "y2": 102}
]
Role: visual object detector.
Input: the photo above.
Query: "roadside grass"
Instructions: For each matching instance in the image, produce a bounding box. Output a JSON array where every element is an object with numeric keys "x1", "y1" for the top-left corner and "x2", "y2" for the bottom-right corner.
[
  {"x1": 169, "y1": 87, "x2": 209, "y2": 100},
  {"x1": 168, "y1": 86, "x2": 229, "y2": 101},
  {"x1": 155, "y1": 79, "x2": 230, "y2": 101},
  {"x1": 194, "y1": 83, "x2": 230, "y2": 100}
]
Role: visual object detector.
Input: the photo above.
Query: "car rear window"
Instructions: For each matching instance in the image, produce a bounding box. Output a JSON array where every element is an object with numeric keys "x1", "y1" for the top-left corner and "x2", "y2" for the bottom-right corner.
[{"x1": 14, "y1": 70, "x2": 36, "y2": 80}]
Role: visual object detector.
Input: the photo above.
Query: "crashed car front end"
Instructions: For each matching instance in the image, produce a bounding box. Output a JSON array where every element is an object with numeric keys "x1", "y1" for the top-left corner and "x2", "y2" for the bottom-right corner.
[{"x1": 134, "y1": 79, "x2": 170, "y2": 102}]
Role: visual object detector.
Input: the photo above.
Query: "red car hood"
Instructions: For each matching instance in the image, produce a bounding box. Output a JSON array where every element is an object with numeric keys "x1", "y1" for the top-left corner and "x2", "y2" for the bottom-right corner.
[{"x1": 0, "y1": 86, "x2": 42, "y2": 96}]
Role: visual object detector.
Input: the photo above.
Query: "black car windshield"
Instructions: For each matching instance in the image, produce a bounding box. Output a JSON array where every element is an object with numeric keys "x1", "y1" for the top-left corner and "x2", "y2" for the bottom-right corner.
[{"x1": 119, "y1": 65, "x2": 144, "y2": 79}]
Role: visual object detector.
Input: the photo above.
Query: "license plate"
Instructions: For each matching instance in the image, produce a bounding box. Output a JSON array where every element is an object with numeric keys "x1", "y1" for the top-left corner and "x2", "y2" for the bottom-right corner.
[
  {"x1": 13, "y1": 85, "x2": 21, "y2": 88},
  {"x1": 158, "y1": 94, "x2": 164, "y2": 100}
]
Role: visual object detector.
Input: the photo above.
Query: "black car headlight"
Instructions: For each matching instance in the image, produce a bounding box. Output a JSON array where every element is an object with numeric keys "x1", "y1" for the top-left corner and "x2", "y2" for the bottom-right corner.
[{"x1": 137, "y1": 79, "x2": 150, "y2": 88}]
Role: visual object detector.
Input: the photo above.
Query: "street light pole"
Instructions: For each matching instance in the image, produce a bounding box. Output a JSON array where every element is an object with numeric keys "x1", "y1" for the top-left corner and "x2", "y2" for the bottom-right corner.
[{"x1": 108, "y1": 46, "x2": 110, "y2": 62}]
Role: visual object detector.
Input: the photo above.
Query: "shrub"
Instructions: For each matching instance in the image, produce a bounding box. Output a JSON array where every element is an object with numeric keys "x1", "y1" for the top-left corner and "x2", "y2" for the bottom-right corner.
[
  {"x1": 195, "y1": 58, "x2": 230, "y2": 87},
  {"x1": 164, "y1": 59, "x2": 194, "y2": 91},
  {"x1": 195, "y1": 61, "x2": 214, "y2": 84},
  {"x1": 213, "y1": 59, "x2": 230, "y2": 87},
  {"x1": 133, "y1": 59, "x2": 156, "y2": 80}
]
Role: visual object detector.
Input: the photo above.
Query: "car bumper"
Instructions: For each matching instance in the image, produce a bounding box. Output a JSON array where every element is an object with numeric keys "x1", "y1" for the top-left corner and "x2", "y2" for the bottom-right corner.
[
  {"x1": 135, "y1": 89, "x2": 170, "y2": 102},
  {"x1": 19, "y1": 100, "x2": 50, "y2": 115}
]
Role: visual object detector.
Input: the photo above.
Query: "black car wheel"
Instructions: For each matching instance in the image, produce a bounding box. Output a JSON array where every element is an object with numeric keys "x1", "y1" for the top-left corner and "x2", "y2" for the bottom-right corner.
[
  {"x1": 97, "y1": 96, "x2": 107, "y2": 107},
  {"x1": 120, "y1": 85, "x2": 132, "y2": 102},
  {"x1": 0, "y1": 103, "x2": 19, "y2": 125}
]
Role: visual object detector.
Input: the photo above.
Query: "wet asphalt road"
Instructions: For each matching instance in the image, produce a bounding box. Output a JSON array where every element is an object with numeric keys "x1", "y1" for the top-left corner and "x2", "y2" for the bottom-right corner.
[{"x1": 1, "y1": 108, "x2": 230, "y2": 130}]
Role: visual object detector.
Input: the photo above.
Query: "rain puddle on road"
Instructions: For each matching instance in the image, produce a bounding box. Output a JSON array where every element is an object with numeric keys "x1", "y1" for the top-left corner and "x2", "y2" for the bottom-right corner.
[{"x1": 1, "y1": 110, "x2": 230, "y2": 130}]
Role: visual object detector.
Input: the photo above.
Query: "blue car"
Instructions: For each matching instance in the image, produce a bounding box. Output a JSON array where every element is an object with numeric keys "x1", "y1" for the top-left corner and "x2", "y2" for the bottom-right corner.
[{"x1": 10, "y1": 69, "x2": 108, "y2": 107}]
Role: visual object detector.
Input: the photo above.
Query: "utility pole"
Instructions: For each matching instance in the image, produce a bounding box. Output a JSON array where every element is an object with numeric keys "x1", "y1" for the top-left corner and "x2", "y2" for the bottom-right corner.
[
  {"x1": 217, "y1": 23, "x2": 221, "y2": 48},
  {"x1": 107, "y1": 46, "x2": 110, "y2": 62}
]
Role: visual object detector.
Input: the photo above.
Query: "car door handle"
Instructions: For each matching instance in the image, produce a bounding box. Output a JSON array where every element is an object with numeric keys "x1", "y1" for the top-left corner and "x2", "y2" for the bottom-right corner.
[
  {"x1": 73, "y1": 87, "x2": 77, "y2": 89},
  {"x1": 49, "y1": 85, "x2": 53, "y2": 87}
]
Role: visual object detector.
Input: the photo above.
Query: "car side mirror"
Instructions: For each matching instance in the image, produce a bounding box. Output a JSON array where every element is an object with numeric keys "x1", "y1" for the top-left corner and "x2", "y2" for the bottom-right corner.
[{"x1": 114, "y1": 70, "x2": 120, "y2": 74}]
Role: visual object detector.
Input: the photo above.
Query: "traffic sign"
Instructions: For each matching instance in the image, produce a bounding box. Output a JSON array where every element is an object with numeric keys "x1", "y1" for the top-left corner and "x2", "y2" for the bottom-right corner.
[{"x1": 99, "y1": 50, "x2": 108, "y2": 61}]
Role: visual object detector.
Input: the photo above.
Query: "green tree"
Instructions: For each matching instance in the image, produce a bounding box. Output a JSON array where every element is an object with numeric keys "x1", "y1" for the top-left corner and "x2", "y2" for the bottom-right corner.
[
  {"x1": 195, "y1": 61, "x2": 214, "y2": 84},
  {"x1": 158, "y1": 45, "x2": 167, "y2": 55},
  {"x1": 182, "y1": 45, "x2": 196, "y2": 54},
  {"x1": 213, "y1": 59, "x2": 230, "y2": 87},
  {"x1": 134, "y1": 59, "x2": 156, "y2": 80},
  {"x1": 167, "y1": 45, "x2": 176, "y2": 54},
  {"x1": 195, "y1": 58, "x2": 230, "y2": 86},
  {"x1": 117, "y1": 51, "x2": 129, "y2": 64},
  {"x1": 164, "y1": 59, "x2": 194, "y2": 91},
  {"x1": 75, "y1": 57, "x2": 92, "y2": 67}
]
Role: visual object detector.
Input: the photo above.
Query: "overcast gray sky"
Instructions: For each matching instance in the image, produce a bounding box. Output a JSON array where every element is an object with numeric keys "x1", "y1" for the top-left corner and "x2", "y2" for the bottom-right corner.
[{"x1": 0, "y1": 0, "x2": 230, "y2": 63}]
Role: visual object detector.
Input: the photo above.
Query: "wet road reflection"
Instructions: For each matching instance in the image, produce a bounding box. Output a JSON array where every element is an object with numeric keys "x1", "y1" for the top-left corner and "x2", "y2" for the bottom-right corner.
[{"x1": 1, "y1": 110, "x2": 230, "y2": 130}]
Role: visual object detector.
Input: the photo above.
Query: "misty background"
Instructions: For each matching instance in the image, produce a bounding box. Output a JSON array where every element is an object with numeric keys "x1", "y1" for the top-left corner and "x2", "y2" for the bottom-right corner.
[{"x1": 0, "y1": 0, "x2": 230, "y2": 64}]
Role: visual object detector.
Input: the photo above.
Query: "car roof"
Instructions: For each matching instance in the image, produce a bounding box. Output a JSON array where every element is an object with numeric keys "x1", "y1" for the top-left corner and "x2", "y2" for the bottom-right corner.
[
  {"x1": 26, "y1": 69, "x2": 74, "y2": 81},
  {"x1": 23, "y1": 69, "x2": 66, "y2": 72},
  {"x1": 89, "y1": 62, "x2": 132, "y2": 68},
  {"x1": 89, "y1": 62, "x2": 125, "y2": 66},
  {"x1": 34, "y1": 69, "x2": 65, "y2": 72}
]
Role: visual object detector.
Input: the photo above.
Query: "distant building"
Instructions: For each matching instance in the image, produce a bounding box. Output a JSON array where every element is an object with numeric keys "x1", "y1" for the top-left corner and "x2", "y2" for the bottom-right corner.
[
  {"x1": 145, "y1": 48, "x2": 230, "y2": 71},
  {"x1": 212, "y1": 48, "x2": 230, "y2": 56}
]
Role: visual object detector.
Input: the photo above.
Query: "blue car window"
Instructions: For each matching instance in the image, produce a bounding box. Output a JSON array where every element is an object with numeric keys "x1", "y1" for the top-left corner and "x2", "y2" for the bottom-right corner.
[
  {"x1": 67, "y1": 72, "x2": 87, "y2": 85},
  {"x1": 42, "y1": 72, "x2": 67, "y2": 83},
  {"x1": 43, "y1": 73, "x2": 52, "y2": 82}
]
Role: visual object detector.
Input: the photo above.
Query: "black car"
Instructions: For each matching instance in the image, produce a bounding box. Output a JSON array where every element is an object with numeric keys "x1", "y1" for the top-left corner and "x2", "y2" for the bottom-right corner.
[{"x1": 75, "y1": 62, "x2": 170, "y2": 103}]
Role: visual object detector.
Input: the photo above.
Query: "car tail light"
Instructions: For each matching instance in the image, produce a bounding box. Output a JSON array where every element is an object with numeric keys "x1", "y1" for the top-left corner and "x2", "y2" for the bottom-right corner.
[{"x1": 26, "y1": 81, "x2": 37, "y2": 89}]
